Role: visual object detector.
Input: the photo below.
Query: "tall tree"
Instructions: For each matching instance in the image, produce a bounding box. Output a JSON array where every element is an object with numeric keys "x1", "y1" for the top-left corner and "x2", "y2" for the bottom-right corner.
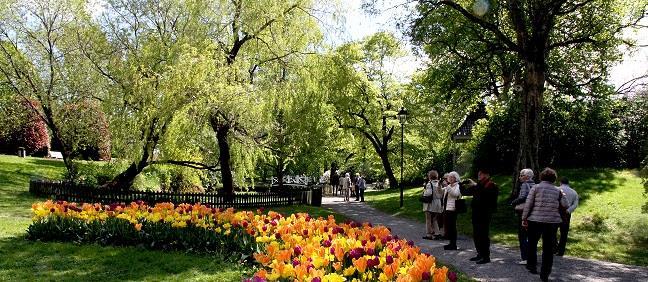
[
  {"x1": 410, "y1": 0, "x2": 647, "y2": 194},
  {"x1": 323, "y1": 32, "x2": 410, "y2": 188},
  {"x1": 0, "y1": 0, "x2": 97, "y2": 175},
  {"x1": 82, "y1": 0, "x2": 222, "y2": 190},
  {"x1": 200, "y1": 0, "x2": 324, "y2": 196}
]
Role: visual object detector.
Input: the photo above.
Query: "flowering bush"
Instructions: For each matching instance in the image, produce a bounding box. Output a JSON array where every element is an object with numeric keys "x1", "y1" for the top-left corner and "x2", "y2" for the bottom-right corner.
[{"x1": 29, "y1": 201, "x2": 451, "y2": 282}]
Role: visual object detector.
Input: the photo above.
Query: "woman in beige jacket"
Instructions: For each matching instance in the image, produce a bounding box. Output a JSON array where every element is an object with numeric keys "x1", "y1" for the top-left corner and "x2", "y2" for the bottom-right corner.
[
  {"x1": 443, "y1": 171, "x2": 462, "y2": 250},
  {"x1": 422, "y1": 170, "x2": 444, "y2": 239}
]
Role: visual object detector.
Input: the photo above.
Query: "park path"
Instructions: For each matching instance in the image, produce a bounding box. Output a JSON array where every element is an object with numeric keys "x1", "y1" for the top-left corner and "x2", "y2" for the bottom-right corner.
[{"x1": 322, "y1": 197, "x2": 648, "y2": 282}]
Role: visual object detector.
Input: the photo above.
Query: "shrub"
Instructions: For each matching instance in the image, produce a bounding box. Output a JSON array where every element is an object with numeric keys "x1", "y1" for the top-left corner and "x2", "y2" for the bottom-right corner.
[
  {"x1": 626, "y1": 215, "x2": 648, "y2": 245},
  {"x1": 578, "y1": 212, "x2": 608, "y2": 232},
  {"x1": 170, "y1": 171, "x2": 205, "y2": 193},
  {"x1": 72, "y1": 161, "x2": 128, "y2": 186},
  {"x1": 0, "y1": 97, "x2": 49, "y2": 156},
  {"x1": 56, "y1": 100, "x2": 111, "y2": 161}
]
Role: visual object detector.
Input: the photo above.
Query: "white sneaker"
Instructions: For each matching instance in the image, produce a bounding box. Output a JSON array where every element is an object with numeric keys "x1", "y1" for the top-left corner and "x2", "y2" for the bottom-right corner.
[{"x1": 517, "y1": 260, "x2": 527, "y2": 265}]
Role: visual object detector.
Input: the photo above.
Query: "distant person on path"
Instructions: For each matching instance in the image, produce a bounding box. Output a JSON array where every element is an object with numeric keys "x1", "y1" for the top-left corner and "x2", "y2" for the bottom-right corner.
[
  {"x1": 331, "y1": 170, "x2": 340, "y2": 196},
  {"x1": 442, "y1": 171, "x2": 462, "y2": 250},
  {"x1": 510, "y1": 168, "x2": 536, "y2": 265},
  {"x1": 555, "y1": 177, "x2": 579, "y2": 256},
  {"x1": 522, "y1": 168, "x2": 569, "y2": 282},
  {"x1": 355, "y1": 173, "x2": 366, "y2": 202},
  {"x1": 464, "y1": 168, "x2": 499, "y2": 264},
  {"x1": 339, "y1": 173, "x2": 345, "y2": 198},
  {"x1": 422, "y1": 170, "x2": 443, "y2": 240},
  {"x1": 342, "y1": 172, "x2": 351, "y2": 202}
]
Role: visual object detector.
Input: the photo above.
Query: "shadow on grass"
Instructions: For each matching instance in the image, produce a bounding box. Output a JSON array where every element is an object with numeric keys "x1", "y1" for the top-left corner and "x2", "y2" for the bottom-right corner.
[{"x1": 0, "y1": 237, "x2": 250, "y2": 281}]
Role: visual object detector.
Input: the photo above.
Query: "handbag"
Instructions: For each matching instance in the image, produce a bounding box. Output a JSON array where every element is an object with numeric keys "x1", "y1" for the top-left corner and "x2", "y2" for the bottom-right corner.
[
  {"x1": 420, "y1": 195, "x2": 433, "y2": 203},
  {"x1": 455, "y1": 196, "x2": 467, "y2": 213}
]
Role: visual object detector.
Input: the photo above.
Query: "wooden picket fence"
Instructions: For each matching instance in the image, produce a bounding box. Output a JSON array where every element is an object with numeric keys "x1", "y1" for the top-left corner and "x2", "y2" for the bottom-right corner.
[{"x1": 29, "y1": 178, "x2": 322, "y2": 208}]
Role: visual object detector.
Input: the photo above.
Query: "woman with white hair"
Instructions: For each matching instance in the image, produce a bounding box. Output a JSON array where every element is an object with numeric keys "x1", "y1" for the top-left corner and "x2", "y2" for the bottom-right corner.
[
  {"x1": 511, "y1": 168, "x2": 535, "y2": 265},
  {"x1": 443, "y1": 171, "x2": 462, "y2": 250},
  {"x1": 342, "y1": 172, "x2": 352, "y2": 202}
]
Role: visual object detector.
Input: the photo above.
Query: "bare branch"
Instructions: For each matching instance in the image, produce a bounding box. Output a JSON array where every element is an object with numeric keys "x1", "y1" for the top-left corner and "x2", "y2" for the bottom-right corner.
[
  {"x1": 549, "y1": 36, "x2": 599, "y2": 49},
  {"x1": 420, "y1": 0, "x2": 519, "y2": 52},
  {"x1": 153, "y1": 160, "x2": 221, "y2": 172}
]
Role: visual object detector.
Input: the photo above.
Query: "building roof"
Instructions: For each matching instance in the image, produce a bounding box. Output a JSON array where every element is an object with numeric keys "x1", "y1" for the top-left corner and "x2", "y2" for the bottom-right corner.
[{"x1": 452, "y1": 103, "x2": 487, "y2": 142}]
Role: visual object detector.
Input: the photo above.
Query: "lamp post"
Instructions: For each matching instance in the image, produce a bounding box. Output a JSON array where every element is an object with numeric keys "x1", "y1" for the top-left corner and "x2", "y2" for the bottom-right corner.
[{"x1": 397, "y1": 107, "x2": 408, "y2": 208}]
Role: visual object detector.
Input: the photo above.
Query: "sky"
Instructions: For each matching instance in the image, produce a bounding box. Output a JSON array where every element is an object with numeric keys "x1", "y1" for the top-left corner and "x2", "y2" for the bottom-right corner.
[{"x1": 326, "y1": 0, "x2": 648, "y2": 90}]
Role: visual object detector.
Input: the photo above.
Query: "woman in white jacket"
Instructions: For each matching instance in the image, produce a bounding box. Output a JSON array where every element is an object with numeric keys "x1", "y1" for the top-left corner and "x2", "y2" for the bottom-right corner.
[
  {"x1": 422, "y1": 170, "x2": 444, "y2": 240},
  {"x1": 443, "y1": 171, "x2": 462, "y2": 250}
]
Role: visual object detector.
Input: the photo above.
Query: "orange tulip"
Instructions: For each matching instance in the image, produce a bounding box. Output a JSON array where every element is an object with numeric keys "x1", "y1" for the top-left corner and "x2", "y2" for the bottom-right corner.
[{"x1": 353, "y1": 257, "x2": 368, "y2": 273}]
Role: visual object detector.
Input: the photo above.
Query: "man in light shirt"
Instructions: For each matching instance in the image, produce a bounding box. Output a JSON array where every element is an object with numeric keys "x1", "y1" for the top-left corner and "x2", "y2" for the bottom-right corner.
[{"x1": 556, "y1": 177, "x2": 579, "y2": 256}]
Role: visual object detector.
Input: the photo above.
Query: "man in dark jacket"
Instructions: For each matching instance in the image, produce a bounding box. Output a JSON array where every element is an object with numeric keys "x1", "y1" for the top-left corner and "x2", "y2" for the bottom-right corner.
[{"x1": 463, "y1": 168, "x2": 499, "y2": 264}]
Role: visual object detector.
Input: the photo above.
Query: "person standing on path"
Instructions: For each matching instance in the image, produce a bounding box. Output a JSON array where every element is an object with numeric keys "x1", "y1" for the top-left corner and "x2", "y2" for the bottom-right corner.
[
  {"x1": 422, "y1": 170, "x2": 443, "y2": 240},
  {"x1": 342, "y1": 172, "x2": 351, "y2": 202},
  {"x1": 555, "y1": 177, "x2": 579, "y2": 256},
  {"x1": 442, "y1": 171, "x2": 462, "y2": 250},
  {"x1": 522, "y1": 168, "x2": 569, "y2": 282},
  {"x1": 464, "y1": 168, "x2": 499, "y2": 264},
  {"x1": 331, "y1": 170, "x2": 340, "y2": 196},
  {"x1": 355, "y1": 173, "x2": 366, "y2": 202},
  {"x1": 510, "y1": 168, "x2": 536, "y2": 265}
]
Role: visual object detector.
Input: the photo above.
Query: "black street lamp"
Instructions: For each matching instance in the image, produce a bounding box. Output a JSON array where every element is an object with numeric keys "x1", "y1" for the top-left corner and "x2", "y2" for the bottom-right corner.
[{"x1": 397, "y1": 107, "x2": 408, "y2": 208}]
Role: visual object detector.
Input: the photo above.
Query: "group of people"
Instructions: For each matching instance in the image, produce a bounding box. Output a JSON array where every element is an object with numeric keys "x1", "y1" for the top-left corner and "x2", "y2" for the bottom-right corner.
[
  {"x1": 420, "y1": 167, "x2": 579, "y2": 282},
  {"x1": 421, "y1": 168, "x2": 499, "y2": 263},
  {"x1": 330, "y1": 171, "x2": 366, "y2": 202},
  {"x1": 512, "y1": 168, "x2": 579, "y2": 281}
]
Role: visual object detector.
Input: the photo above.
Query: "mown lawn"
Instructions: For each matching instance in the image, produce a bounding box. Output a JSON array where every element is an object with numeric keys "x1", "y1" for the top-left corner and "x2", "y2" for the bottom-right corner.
[
  {"x1": 365, "y1": 169, "x2": 648, "y2": 266},
  {"x1": 0, "y1": 154, "x2": 346, "y2": 281}
]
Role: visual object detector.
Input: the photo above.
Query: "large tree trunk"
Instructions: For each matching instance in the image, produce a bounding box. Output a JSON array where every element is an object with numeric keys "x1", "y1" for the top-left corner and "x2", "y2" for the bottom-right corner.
[
  {"x1": 101, "y1": 119, "x2": 161, "y2": 191},
  {"x1": 512, "y1": 60, "x2": 544, "y2": 199},
  {"x1": 211, "y1": 115, "x2": 234, "y2": 199},
  {"x1": 40, "y1": 105, "x2": 77, "y2": 177},
  {"x1": 377, "y1": 148, "x2": 398, "y2": 189},
  {"x1": 276, "y1": 157, "x2": 285, "y2": 190},
  {"x1": 102, "y1": 137, "x2": 155, "y2": 191}
]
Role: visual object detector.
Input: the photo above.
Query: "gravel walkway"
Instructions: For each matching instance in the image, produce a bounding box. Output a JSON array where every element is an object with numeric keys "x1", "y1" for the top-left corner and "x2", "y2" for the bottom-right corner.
[{"x1": 322, "y1": 197, "x2": 648, "y2": 282}]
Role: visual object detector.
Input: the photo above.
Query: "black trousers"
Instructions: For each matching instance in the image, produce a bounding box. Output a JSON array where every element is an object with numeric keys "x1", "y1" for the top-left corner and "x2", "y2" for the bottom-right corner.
[
  {"x1": 472, "y1": 212, "x2": 492, "y2": 258},
  {"x1": 444, "y1": 211, "x2": 457, "y2": 246},
  {"x1": 556, "y1": 213, "x2": 571, "y2": 255},
  {"x1": 528, "y1": 221, "x2": 559, "y2": 277},
  {"x1": 516, "y1": 211, "x2": 529, "y2": 260},
  {"x1": 356, "y1": 188, "x2": 365, "y2": 201}
]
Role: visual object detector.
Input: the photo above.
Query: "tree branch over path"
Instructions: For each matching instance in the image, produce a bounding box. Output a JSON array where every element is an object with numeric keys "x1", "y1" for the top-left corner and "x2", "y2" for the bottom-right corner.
[{"x1": 422, "y1": 0, "x2": 520, "y2": 52}]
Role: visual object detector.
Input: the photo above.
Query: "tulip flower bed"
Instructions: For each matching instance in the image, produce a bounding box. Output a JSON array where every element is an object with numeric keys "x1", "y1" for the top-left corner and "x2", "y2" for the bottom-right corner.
[{"x1": 28, "y1": 200, "x2": 453, "y2": 282}]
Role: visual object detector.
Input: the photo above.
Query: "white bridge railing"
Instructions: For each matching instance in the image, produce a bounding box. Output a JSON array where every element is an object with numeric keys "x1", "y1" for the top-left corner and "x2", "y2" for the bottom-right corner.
[{"x1": 271, "y1": 175, "x2": 312, "y2": 186}]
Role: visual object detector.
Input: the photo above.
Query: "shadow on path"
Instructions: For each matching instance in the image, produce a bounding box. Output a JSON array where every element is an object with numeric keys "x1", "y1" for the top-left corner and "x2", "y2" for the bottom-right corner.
[{"x1": 323, "y1": 197, "x2": 648, "y2": 282}]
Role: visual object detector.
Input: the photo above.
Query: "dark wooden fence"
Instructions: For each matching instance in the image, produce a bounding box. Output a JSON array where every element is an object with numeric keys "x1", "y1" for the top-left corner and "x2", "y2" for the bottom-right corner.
[{"x1": 29, "y1": 179, "x2": 322, "y2": 208}]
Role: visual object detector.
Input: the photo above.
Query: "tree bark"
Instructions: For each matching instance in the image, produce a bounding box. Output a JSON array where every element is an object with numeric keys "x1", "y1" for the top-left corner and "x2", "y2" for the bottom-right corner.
[
  {"x1": 512, "y1": 60, "x2": 544, "y2": 199},
  {"x1": 101, "y1": 119, "x2": 161, "y2": 191},
  {"x1": 276, "y1": 157, "x2": 285, "y2": 190},
  {"x1": 210, "y1": 113, "x2": 234, "y2": 198},
  {"x1": 377, "y1": 146, "x2": 398, "y2": 189}
]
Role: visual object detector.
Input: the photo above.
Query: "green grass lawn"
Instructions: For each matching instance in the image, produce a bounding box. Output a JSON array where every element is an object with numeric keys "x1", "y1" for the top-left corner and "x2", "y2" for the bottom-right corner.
[
  {"x1": 365, "y1": 169, "x2": 648, "y2": 266},
  {"x1": 0, "y1": 154, "x2": 347, "y2": 281}
]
